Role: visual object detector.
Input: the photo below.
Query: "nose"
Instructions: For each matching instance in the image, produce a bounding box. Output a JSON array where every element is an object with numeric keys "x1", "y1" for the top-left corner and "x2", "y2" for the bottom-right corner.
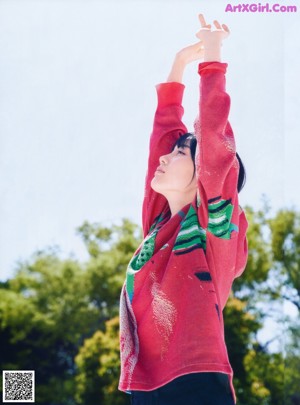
[{"x1": 159, "y1": 153, "x2": 168, "y2": 165}]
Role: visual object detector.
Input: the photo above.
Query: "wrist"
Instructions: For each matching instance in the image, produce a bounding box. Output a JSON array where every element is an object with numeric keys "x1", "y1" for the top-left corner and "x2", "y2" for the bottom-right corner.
[
  {"x1": 167, "y1": 55, "x2": 187, "y2": 83},
  {"x1": 203, "y1": 47, "x2": 222, "y2": 62},
  {"x1": 174, "y1": 52, "x2": 189, "y2": 67}
]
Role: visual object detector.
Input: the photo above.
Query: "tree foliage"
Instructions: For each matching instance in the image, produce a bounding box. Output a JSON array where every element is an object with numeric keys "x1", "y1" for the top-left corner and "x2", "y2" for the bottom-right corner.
[{"x1": 0, "y1": 206, "x2": 299, "y2": 404}]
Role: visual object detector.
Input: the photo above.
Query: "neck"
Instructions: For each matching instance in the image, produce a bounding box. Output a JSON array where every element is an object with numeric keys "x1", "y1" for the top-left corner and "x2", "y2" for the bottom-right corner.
[{"x1": 166, "y1": 190, "x2": 197, "y2": 218}]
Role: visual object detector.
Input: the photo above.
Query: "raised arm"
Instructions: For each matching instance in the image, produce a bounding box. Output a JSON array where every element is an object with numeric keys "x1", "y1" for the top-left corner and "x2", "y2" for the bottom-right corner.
[
  {"x1": 142, "y1": 42, "x2": 206, "y2": 236},
  {"x1": 193, "y1": 15, "x2": 239, "y2": 236},
  {"x1": 194, "y1": 15, "x2": 248, "y2": 305}
]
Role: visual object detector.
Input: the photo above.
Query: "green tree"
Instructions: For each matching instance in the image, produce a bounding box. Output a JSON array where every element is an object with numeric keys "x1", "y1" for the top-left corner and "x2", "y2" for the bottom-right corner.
[
  {"x1": 0, "y1": 219, "x2": 140, "y2": 404},
  {"x1": 1, "y1": 207, "x2": 300, "y2": 404},
  {"x1": 267, "y1": 208, "x2": 300, "y2": 404},
  {"x1": 75, "y1": 316, "x2": 129, "y2": 405},
  {"x1": 0, "y1": 250, "x2": 99, "y2": 404},
  {"x1": 224, "y1": 201, "x2": 300, "y2": 404}
]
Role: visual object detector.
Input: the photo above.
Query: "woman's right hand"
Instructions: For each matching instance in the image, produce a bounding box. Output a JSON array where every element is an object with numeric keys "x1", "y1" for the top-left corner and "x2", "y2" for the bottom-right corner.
[
  {"x1": 175, "y1": 41, "x2": 204, "y2": 66},
  {"x1": 167, "y1": 40, "x2": 205, "y2": 82}
]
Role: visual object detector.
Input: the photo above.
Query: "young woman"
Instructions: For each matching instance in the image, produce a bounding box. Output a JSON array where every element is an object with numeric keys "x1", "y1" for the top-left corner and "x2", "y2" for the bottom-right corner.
[{"x1": 118, "y1": 13, "x2": 249, "y2": 405}]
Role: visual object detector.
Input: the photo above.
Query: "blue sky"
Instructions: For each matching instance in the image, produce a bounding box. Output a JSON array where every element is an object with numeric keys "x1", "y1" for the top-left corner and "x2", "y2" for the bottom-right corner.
[{"x1": 0, "y1": 1, "x2": 299, "y2": 347}]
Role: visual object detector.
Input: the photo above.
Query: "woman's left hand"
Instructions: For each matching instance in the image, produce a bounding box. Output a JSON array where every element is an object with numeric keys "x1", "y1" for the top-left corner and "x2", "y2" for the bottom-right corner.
[
  {"x1": 196, "y1": 14, "x2": 230, "y2": 45},
  {"x1": 196, "y1": 14, "x2": 230, "y2": 62},
  {"x1": 166, "y1": 13, "x2": 230, "y2": 82}
]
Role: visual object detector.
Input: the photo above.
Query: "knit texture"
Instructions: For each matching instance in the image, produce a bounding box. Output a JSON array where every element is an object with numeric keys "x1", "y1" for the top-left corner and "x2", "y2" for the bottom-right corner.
[{"x1": 118, "y1": 62, "x2": 248, "y2": 404}]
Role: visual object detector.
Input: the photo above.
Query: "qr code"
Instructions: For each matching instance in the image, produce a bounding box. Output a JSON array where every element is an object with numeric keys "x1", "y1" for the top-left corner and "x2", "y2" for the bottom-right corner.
[{"x1": 2, "y1": 371, "x2": 35, "y2": 403}]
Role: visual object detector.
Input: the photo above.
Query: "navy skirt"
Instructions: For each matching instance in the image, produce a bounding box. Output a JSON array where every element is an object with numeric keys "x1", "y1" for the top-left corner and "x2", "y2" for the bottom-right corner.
[{"x1": 129, "y1": 372, "x2": 235, "y2": 405}]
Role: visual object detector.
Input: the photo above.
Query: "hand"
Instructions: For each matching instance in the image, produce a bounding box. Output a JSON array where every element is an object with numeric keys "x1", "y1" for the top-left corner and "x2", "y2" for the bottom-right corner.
[
  {"x1": 167, "y1": 41, "x2": 204, "y2": 82},
  {"x1": 195, "y1": 14, "x2": 230, "y2": 62},
  {"x1": 166, "y1": 13, "x2": 230, "y2": 82},
  {"x1": 175, "y1": 41, "x2": 204, "y2": 65}
]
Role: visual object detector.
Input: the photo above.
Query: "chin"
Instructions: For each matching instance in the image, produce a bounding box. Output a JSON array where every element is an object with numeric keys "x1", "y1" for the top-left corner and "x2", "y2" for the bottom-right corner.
[
  {"x1": 151, "y1": 178, "x2": 164, "y2": 194},
  {"x1": 150, "y1": 178, "x2": 158, "y2": 192}
]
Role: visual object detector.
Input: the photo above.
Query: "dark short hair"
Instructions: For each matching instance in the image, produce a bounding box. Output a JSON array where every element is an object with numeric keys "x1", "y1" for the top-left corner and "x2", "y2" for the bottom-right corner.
[{"x1": 172, "y1": 132, "x2": 246, "y2": 193}]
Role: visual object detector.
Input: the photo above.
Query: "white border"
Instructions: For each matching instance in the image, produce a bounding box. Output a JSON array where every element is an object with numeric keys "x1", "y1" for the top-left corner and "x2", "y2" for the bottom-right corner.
[{"x1": 2, "y1": 370, "x2": 35, "y2": 403}]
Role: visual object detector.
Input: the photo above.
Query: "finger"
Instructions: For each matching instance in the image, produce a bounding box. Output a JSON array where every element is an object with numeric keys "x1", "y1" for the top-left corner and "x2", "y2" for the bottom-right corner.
[
  {"x1": 213, "y1": 20, "x2": 222, "y2": 30},
  {"x1": 222, "y1": 23, "x2": 230, "y2": 33},
  {"x1": 198, "y1": 14, "x2": 207, "y2": 28}
]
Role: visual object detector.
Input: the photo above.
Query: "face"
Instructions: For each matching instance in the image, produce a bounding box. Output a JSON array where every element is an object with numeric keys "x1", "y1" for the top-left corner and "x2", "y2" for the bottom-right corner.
[{"x1": 151, "y1": 144, "x2": 197, "y2": 196}]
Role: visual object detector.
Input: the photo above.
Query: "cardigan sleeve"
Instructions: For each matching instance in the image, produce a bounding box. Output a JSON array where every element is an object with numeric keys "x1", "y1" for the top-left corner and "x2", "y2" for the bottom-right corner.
[
  {"x1": 194, "y1": 62, "x2": 248, "y2": 308},
  {"x1": 141, "y1": 82, "x2": 188, "y2": 237}
]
